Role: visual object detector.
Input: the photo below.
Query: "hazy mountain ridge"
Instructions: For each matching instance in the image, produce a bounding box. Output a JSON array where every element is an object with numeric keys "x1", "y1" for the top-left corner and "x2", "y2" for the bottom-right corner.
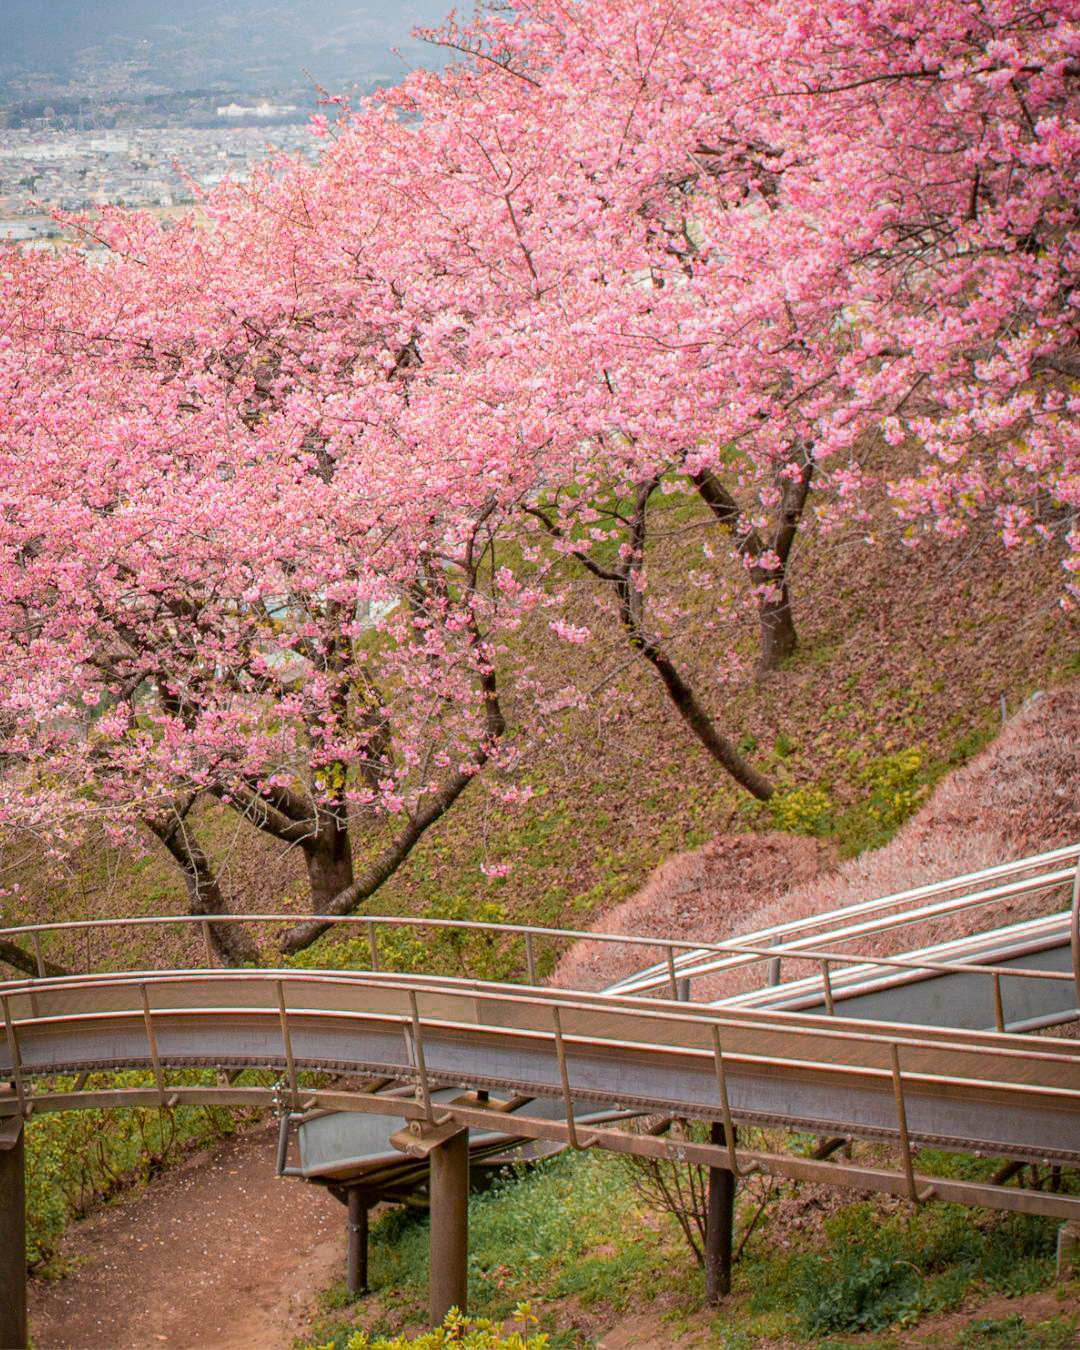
[{"x1": 1, "y1": 1, "x2": 455, "y2": 96}]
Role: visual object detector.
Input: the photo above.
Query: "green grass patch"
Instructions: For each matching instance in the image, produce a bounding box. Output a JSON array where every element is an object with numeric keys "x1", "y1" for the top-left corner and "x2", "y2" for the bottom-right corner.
[
  {"x1": 743, "y1": 1201, "x2": 1061, "y2": 1337},
  {"x1": 305, "y1": 1150, "x2": 680, "y2": 1348},
  {"x1": 956, "y1": 1313, "x2": 1079, "y2": 1347}
]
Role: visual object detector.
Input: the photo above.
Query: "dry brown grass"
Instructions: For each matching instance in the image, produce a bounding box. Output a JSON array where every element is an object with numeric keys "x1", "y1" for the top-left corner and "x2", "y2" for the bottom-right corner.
[{"x1": 552, "y1": 683, "x2": 1080, "y2": 997}]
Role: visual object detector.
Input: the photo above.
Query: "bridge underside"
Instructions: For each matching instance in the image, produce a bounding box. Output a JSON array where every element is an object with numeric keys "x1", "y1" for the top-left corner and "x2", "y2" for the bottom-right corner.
[{"x1": 2, "y1": 844, "x2": 1078, "y2": 1345}]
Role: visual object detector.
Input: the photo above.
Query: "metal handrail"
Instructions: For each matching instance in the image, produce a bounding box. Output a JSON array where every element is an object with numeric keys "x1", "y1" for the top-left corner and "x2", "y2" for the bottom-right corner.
[
  {"x1": 4, "y1": 842, "x2": 1075, "y2": 952},
  {"x1": 2, "y1": 844, "x2": 1079, "y2": 1247},
  {"x1": 3, "y1": 962, "x2": 1080, "y2": 1215},
  {"x1": 1, "y1": 904, "x2": 1076, "y2": 1009},
  {"x1": 609, "y1": 859, "x2": 1080, "y2": 994},
  {"x1": 4, "y1": 965, "x2": 1079, "y2": 1074},
  {"x1": 610, "y1": 842, "x2": 1080, "y2": 978},
  {"x1": 2, "y1": 847, "x2": 1076, "y2": 1059}
]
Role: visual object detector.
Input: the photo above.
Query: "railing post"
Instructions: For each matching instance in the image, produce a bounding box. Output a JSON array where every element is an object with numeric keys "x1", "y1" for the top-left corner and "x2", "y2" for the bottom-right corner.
[
  {"x1": 1, "y1": 998, "x2": 26, "y2": 1120},
  {"x1": 409, "y1": 991, "x2": 436, "y2": 1124},
  {"x1": 367, "y1": 921, "x2": 379, "y2": 972},
  {"x1": 276, "y1": 980, "x2": 297, "y2": 1110},
  {"x1": 889, "y1": 1043, "x2": 933, "y2": 1204},
  {"x1": 551, "y1": 1006, "x2": 579, "y2": 1149},
  {"x1": 665, "y1": 946, "x2": 679, "y2": 999},
  {"x1": 1070, "y1": 859, "x2": 1080, "y2": 1014},
  {"x1": 709, "y1": 1026, "x2": 741, "y2": 1177},
  {"x1": 0, "y1": 1116, "x2": 27, "y2": 1350},
  {"x1": 821, "y1": 959, "x2": 835, "y2": 1015},
  {"x1": 140, "y1": 984, "x2": 166, "y2": 1106},
  {"x1": 767, "y1": 938, "x2": 782, "y2": 987},
  {"x1": 428, "y1": 1127, "x2": 468, "y2": 1327}
]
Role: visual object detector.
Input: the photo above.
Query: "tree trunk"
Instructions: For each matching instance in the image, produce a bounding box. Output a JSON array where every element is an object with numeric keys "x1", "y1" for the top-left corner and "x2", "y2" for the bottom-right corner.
[
  {"x1": 754, "y1": 576, "x2": 798, "y2": 675},
  {"x1": 145, "y1": 818, "x2": 260, "y2": 966},
  {"x1": 304, "y1": 815, "x2": 355, "y2": 915},
  {"x1": 704, "y1": 1121, "x2": 736, "y2": 1304},
  {"x1": 612, "y1": 482, "x2": 774, "y2": 801},
  {"x1": 693, "y1": 451, "x2": 813, "y2": 677},
  {"x1": 633, "y1": 634, "x2": 774, "y2": 800},
  {"x1": 282, "y1": 624, "x2": 505, "y2": 956},
  {"x1": 281, "y1": 763, "x2": 483, "y2": 954}
]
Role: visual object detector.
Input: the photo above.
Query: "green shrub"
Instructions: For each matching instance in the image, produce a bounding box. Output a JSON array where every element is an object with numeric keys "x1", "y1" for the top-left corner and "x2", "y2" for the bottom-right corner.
[
  {"x1": 767, "y1": 786, "x2": 834, "y2": 836},
  {"x1": 749, "y1": 1201, "x2": 1059, "y2": 1337},
  {"x1": 306, "y1": 1306, "x2": 548, "y2": 1349},
  {"x1": 834, "y1": 746, "x2": 930, "y2": 855}
]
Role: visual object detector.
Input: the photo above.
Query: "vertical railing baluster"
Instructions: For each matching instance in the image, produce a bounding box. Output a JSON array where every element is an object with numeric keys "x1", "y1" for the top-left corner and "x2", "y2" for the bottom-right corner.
[
  {"x1": 367, "y1": 922, "x2": 379, "y2": 972},
  {"x1": 408, "y1": 991, "x2": 435, "y2": 1124}
]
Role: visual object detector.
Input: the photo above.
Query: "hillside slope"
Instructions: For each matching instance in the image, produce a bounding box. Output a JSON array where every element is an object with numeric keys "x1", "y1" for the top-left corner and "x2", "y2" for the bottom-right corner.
[{"x1": 552, "y1": 683, "x2": 1080, "y2": 994}]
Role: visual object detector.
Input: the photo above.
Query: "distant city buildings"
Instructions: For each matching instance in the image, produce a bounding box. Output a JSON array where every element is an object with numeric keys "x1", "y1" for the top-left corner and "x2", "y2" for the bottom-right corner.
[
  {"x1": 0, "y1": 123, "x2": 318, "y2": 245},
  {"x1": 216, "y1": 101, "x2": 300, "y2": 118}
]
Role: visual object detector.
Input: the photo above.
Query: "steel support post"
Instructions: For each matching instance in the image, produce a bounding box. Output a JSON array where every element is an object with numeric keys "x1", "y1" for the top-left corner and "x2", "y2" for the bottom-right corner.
[
  {"x1": 0, "y1": 1118, "x2": 26, "y2": 1350},
  {"x1": 1058, "y1": 1221, "x2": 1079, "y2": 1283},
  {"x1": 704, "y1": 1120, "x2": 736, "y2": 1305},
  {"x1": 428, "y1": 1128, "x2": 468, "y2": 1327},
  {"x1": 346, "y1": 1188, "x2": 369, "y2": 1296}
]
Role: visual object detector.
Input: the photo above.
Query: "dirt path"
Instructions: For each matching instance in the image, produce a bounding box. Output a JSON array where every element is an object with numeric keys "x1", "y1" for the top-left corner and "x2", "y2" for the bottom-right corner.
[{"x1": 28, "y1": 1120, "x2": 343, "y2": 1350}]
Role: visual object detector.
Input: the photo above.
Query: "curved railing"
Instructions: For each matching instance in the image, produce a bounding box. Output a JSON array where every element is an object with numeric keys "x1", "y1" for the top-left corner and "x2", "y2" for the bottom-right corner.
[
  {"x1": 3, "y1": 844, "x2": 1078, "y2": 1022},
  {"x1": 2, "y1": 843, "x2": 1079, "y2": 1236}
]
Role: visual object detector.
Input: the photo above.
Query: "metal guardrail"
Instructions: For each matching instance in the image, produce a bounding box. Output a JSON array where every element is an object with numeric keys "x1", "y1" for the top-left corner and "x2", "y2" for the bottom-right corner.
[
  {"x1": 607, "y1": 844, "x2": 1080, "y2": 1004},
  {"x1": 2, "y1": 845, "x2": 1078, "y2": 1024},
  {"x1": 720, "y1": 912, "x2": 1078, "y2": 1033},
  {"x1": 1, "y1": 965, "x2": 1079, "y2": 1224},
  {"x1": 2, "y1": 964, "x2": 1080, "y2": 1156},
  {"x1": 1, "y1": 844, "x2": 1078, "y2": 1233}
]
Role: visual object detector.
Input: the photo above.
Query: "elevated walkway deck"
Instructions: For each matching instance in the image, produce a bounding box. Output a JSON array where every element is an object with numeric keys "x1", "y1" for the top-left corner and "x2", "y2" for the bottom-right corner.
[{"x1": 1, "y1": 843, "x2": 1078, "y2": 1345}]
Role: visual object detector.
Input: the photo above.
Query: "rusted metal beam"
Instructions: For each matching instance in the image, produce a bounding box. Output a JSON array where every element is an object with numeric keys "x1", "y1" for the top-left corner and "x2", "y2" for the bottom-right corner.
[
  {"x1": 2, "y1": 1068, "x2": 1079, "y2": 1225},
  {"x1": 428, "y1": 1127, "x2": 468, "y2": 1326},
  {"x1": 704, "y1": 1121, "x2": 735, "y2": 1304},
  {"x1": 437, "y1": 1102, "x2": 1080, "y2": 1223},
  {"x1": 0, "y1": 1116, "x2": 26, "y2": 1350},
  {"x1": 346, "y1": 1188, "x2": 369, "y2": 1296}
]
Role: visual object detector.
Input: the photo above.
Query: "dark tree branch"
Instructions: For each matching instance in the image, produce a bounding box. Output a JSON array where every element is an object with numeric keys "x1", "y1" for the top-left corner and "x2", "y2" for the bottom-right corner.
[
  {"x1": 530, "y1": 480, "x2": 774, "y2": 799},
  {"x1": 0, "y1": 940, "x2": 68, "y2": 979},
  {"x1": 143, "y1": 809, "x2": 260, "y2": 966},
  {"x1": 280, "y1": 756, "x2": 488, "y2": 954}
]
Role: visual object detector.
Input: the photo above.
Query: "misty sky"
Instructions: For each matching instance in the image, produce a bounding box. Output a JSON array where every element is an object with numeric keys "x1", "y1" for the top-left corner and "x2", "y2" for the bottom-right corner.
[{"x1": 1, "y1": 1, "x2": 459, "y2": 89}]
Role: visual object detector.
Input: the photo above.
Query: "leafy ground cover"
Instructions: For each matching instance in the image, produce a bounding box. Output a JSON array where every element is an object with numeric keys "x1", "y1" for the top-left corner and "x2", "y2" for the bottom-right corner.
[{"x1": 299, "y1": 1143, "x2": 1080, "y2": 1349}]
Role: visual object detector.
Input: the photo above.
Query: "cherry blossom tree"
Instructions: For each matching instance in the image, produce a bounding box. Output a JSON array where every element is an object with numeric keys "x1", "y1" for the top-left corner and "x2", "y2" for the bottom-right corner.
[
  {"x1": 2, "y1": 0, "x2": 1077, "y2": 956},
  {"x1": 0, "y1": 229, "x2": 514, "y2": 960}
]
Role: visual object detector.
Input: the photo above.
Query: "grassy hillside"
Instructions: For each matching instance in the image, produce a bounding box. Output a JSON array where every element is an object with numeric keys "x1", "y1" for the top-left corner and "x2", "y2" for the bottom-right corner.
[
  {"x1": 6, "y1": 492, "x2": 1077, "y2": 1271},
  {"x1": 8, "y1": 497, "x2": 1077, "y2": 979}
]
